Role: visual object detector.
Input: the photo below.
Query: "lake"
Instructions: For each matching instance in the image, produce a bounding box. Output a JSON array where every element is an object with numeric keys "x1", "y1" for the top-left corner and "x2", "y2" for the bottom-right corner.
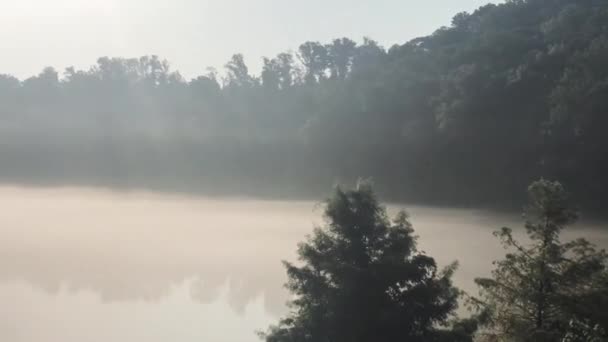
[{"x1": 1, "y1": 186, "x2": 606, "y2": 342}]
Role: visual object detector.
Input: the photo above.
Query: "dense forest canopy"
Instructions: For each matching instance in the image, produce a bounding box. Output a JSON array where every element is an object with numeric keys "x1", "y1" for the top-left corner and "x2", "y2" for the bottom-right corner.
[{"x1": 1, "y1": 0, "x2": 607, "y2": 210}]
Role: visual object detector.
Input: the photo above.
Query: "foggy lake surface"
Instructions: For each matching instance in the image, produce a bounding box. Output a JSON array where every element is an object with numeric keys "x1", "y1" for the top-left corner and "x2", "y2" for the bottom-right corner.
[{"x1": 1, "y1": 186, "x2": 606, "y2": 342}]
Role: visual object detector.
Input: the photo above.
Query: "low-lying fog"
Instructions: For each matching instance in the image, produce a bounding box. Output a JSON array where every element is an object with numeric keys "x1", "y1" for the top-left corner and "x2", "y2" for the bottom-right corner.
[{"x1": 1, "y1": 186, "x2": 606, "y2": 342}]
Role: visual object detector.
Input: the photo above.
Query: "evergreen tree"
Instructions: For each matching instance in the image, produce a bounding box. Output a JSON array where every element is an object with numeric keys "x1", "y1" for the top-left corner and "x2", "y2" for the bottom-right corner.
[
  {"x1": 262, "y1": 183, "x2": 474, "y2": 342},
  {"x1": 474, "y1": 179, "x2": 607, "y2": 342}
]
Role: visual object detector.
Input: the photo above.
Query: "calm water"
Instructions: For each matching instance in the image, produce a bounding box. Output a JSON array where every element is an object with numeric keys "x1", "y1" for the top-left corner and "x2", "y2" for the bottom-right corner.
[{"x1": 1, "y1": 186, "x2": 606, "y2": 342}]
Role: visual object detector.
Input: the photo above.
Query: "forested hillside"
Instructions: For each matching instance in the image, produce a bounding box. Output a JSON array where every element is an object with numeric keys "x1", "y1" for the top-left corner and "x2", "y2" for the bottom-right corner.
[{"x1": 1, "y1": 0, "x2": 607, "y2": 209}]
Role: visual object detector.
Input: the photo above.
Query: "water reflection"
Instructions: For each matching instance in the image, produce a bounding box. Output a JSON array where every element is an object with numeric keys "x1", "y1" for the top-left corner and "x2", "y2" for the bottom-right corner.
[
  {"x1": 0, "y1": 186, "x2": 320, "y2": 316},
  {"x1": 0, "y1": 186, "x2": 605, "y2": 342},
  {"x1": 0, "y1": 279, "x2": 273, "y2": 342}
]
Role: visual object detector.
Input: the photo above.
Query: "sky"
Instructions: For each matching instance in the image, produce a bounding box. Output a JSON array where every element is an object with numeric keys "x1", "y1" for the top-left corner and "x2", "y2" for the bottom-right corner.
[{"x1": 0, "y1": 0, "x2": 497, "y2": 80}]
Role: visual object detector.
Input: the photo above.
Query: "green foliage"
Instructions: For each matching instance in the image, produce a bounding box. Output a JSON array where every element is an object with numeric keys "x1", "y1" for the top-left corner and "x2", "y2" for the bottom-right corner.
[
  {"x1": 562, "y1": 319, "x2": 608, "y2": 342},
  {"x1": 474, "y1": 179, "x2": 607, "y2": 342},
  {"x1": 225, "y1": 54, "x2": 256, "y2": 88},
  {"x1": 261, "y1": 183, "x2": 472, "y2": 342},
  {"x1": 2, "y1": 0, "x2": 608, "y2": 208}
]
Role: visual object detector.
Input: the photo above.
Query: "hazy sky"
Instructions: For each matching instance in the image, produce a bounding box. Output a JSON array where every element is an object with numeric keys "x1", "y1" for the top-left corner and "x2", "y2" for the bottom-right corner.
[{"x1": 1, "y1": 0, "x2": 496, "y2": 79}]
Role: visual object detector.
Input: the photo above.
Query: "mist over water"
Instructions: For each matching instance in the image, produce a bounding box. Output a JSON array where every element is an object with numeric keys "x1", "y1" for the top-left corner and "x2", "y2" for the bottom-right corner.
[
  {"x1": 0, "y1": 0, "x2": 607, "y2": 340},
  {"x1": 1, "y1": 186, "x2": 606, "y2": 342}
]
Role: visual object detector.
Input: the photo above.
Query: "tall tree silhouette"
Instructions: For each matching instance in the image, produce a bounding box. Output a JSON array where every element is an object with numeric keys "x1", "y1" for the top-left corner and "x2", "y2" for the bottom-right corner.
[
  {"x1": 474, "y1": 179, "x2": 607, "y2": 341},
  {"x1": 262, "y1": 183, "x2": 474, "y2": 342}
]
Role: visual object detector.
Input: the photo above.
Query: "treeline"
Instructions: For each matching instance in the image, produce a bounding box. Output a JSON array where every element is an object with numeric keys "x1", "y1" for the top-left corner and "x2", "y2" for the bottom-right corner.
[
  {"x1": 1, "y1": 0, "x2": 607, "y2": 209},
  {"x1": 261, "y1": 180, "x2": 608, "y2": 342}
]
